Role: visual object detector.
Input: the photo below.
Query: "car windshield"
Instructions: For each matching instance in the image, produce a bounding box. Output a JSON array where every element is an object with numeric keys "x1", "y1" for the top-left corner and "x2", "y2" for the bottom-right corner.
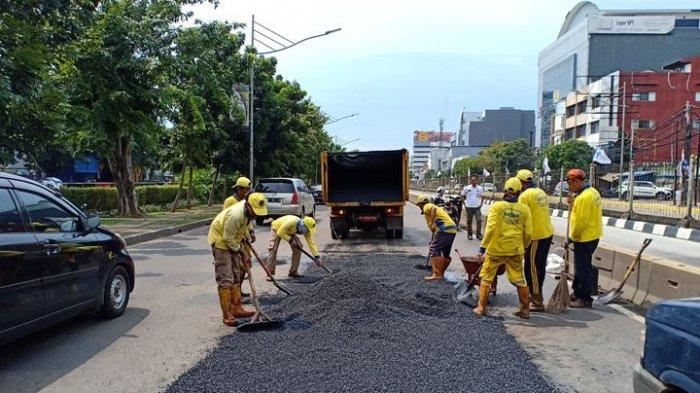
[{"x1": 255, "y1": 180, "x2": 295, "y2": 193}]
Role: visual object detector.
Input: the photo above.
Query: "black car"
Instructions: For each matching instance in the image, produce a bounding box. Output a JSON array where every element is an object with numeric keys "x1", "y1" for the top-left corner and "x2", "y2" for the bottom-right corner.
[{"x1": 0, "y1": 172, "x2": 134, "y2": 346}]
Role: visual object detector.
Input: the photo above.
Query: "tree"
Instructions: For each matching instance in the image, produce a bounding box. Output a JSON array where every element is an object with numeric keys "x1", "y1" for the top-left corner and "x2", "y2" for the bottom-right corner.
[
  {"x1": 541, "y1": 139, "x2": 593, "y2": 173},
  {"x1": 60, "y1": 0, "x2": 210, "y2": 216},
  {"x1": 468, "y1": 138, "x2": 534, "y2": 177}
]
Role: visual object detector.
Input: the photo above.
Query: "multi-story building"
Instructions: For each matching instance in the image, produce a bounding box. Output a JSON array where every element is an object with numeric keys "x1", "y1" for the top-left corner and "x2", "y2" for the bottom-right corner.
[
  {"x1": 410, "y1": 130, "x2": 454, "y2": 177},
  {"x1": 456, "y1": 108, "x2": 481, "y2": 146},
  {"x1": 464, "y1": 107, "x2": 535, "y2": 146},
  {"x1": 537, "y1": 1, "x2": 700, "y2": 148}
]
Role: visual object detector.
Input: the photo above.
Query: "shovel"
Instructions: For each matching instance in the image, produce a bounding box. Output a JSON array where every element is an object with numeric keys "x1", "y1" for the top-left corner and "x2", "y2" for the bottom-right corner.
[
  {"x1": 595, "y1": 238, "x2": 652, "y2": 305},
  {"x1": 244, "y1": 240, "x2": 294, "y2": 296},
  {"x1": 454, "y1": 257, "x2": 484, "y2": 305},
  {"x1": 414, "y1": 232, "x2": 435, "y2": 271},
  {"x1": 295, "y1": 246, "x2": 335, "y2": 275},
  {"x1": 237, "y1": 263, "x2": 284, "y2": 332}
]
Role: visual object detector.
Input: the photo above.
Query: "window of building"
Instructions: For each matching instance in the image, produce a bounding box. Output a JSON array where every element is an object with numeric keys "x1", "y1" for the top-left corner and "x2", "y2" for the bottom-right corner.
[
  {"x1": 635, "y1": 119, "x2": 655, "y2": 129},
  {"x1": 575, "y1": 125, "x2": 586, "y2": 138},
  {"x1": 590, "y1": 95, "x2": 600, "y2": 109},
  {"x1": 632, "y1": 92, "x2": 656, "y2": 102},
  {"x1": 590, "y1": 121, "x2": 600, "y2": 134},
  {"x1": 675, "y1": 19, "x2": 699, "y2": 28},
  {"x1": 566, "y1": 105, "x2": 576, "y2": 117},
  {"x1": 695, "y1": 92, "x2": 700, "y2": 102},
  {"x1": 564, "y1": 128, "x2": 574, "y2": 140}
]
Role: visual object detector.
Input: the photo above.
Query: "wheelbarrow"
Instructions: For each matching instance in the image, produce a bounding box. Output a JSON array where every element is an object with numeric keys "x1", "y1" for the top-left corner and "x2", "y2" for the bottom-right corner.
[{"x1": 455, "y1": 249, "x2": 505, "y2": 298}]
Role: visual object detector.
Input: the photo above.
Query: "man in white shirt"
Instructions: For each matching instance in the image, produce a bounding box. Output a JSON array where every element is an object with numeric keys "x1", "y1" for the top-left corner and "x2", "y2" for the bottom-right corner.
[{"x1": 461, "y1": 175, "x2": 484, "y2": 240}]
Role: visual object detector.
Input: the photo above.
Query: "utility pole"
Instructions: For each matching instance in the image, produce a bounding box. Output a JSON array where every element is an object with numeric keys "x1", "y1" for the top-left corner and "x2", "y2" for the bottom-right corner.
[
  {"x1": 686, "y1": 155, "x2": 696, "y2": 222},
  {"x1": 618, "y1": 82, "x2": 626, "y2": 200},
  {"x1": 681, "y1": 102, "x2": 692, "y2": 205},
  {"x1": 626, "y1": 121, "x2": 637, "y2": 216},
  {"x1": 249, "y1": 14, "x2": 255, "y2": 180}
]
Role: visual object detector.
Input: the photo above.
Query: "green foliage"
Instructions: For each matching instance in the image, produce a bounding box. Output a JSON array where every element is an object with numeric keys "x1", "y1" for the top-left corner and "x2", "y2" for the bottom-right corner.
[
  {"x1": 61, "y1": 185, "x2": 182, "y2": 214},
  {"x1": 477, "y1": 139, "x2": 534, "y2": 175},
  {"x1": 541, "y1": 139, "x2": 593, "y2": 173}
]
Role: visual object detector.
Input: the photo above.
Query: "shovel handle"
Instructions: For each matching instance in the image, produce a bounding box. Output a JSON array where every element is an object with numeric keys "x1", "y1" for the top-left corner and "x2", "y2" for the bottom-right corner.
[
  {"x1": 244, "y1": 240, "x2": 294, "y2": 296},
  {"x1": 616, "y1": 238, "x2": 652, "y2": 290},
  {"x1": 295, "y1": 246, "x2": 332, "y2": 274}
]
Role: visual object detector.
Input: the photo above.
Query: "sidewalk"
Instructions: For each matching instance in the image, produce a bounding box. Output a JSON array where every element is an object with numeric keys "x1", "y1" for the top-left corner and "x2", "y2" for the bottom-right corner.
[{"x1": 102, "y1": 205, "x2": 221, "y2": 245}]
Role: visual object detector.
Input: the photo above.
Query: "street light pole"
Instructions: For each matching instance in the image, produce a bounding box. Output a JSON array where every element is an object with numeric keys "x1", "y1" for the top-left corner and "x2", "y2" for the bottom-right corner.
[{"x1": 247, "y1": 17, "x2": 341, "y2": 180}]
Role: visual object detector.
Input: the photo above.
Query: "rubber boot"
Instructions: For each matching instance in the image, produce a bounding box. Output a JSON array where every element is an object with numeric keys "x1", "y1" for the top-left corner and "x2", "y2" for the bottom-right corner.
[
  {"x1": 217, "y1": 289, "x2": 237, "y2": 327},
  {"x1": 424, "y1": 257, "x2": 447, "y2": 281},
  {"x1": 513, "y1": 286, "x2": 531, "y2": 319},
  {"x1": 530, "y1": 292, "x2": 545, "y2": 312},
  {"x1": 473, "y1": 284, "x2": 490, "y2": 315},
  {"x1": 230, "y1": 284, "x2": 255, "y2": 318}
]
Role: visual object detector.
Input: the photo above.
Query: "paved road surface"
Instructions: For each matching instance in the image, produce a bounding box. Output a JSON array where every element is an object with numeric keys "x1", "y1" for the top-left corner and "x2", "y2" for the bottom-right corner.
[{"x1": 0, "y1": 205, "x2": 645, "y2": 393}]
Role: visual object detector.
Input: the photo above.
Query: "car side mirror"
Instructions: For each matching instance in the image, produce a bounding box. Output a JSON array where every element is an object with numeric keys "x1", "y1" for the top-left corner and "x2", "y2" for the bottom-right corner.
[{"x1": 86, "y1": 215, "x2": 100, "y2": 230}]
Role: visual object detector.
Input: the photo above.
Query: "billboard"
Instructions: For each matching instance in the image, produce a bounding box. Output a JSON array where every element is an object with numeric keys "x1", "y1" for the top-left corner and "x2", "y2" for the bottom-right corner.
[
  {"x1": 588, "y1": 16, "x2": 675, "y2": 35},
  {"x1": 413, "y1": 130, "x2": 454, "y2": 144}
]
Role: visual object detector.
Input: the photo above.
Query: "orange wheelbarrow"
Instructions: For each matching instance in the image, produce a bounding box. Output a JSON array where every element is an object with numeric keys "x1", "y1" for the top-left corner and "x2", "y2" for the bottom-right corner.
[{"x1": 455, "y1": 249, "x2": 505, "y2": 297}]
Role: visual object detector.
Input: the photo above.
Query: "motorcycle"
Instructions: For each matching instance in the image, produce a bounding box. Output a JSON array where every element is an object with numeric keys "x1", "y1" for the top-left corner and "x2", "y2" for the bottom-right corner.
[{"x1": 432, "y1": 187, "x2": 462, "y2": 225}]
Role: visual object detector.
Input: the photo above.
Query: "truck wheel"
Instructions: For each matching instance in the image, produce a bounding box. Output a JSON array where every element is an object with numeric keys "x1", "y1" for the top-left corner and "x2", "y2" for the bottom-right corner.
[
  {"x1": 341, "y1": 228, "x2": 350, "y2": 239},
  {"x1": 385, "y1": 229, "x2": 395, "y2": 239},
  {"x1": 330, "y1": 223, "x2": 338, "y2": 239},
  {"x1": 394, "y1": 229, "x2": 403, "y2": 239}
]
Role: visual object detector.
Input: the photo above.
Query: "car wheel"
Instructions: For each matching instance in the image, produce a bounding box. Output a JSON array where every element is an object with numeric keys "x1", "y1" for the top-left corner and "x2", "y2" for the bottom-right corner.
[
  {"x1": 656, "y1": 192, "x2": 667, "y2": 201},
  {"x1": 300, "y1": 207, "x2": 306, "y2": 218},
  {"x1": 622, "y1": 192, "x2": 628, "y2": 200},
  {"x1": 310, "y1": 205, "x2": 316, "y2": 218},
  {"x1": 100, "y1": 265, "x2": 130, "y2": 319},
  {"x1": 255, "y1": 217, "x2": 266, "y2": 226}
]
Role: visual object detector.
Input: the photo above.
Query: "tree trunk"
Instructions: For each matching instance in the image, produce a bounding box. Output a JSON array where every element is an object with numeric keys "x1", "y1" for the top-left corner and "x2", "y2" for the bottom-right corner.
[
  {"x1": 186, "y1": 166, "x2": 194, "y2": 209},
  {"x1": 171, "y1": 164, "x2": 187, "y2": 212},
  {"x1": 107, "y1": 136, "x2": 141, "y2": 217},
  {"x1": 208, "y1": 164, "x2": 221, "y2": 206}
]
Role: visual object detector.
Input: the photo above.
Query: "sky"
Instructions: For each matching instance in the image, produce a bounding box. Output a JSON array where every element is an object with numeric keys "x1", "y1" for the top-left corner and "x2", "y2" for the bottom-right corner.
[{"x1": 188, "y1": 0, "x2": 700, "y2": 151}]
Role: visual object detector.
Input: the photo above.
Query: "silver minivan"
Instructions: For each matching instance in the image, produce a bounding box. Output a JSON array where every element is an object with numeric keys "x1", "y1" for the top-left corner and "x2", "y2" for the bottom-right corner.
[{"x1": 254, "y1": 178, "x2": 315, "y2": 225}]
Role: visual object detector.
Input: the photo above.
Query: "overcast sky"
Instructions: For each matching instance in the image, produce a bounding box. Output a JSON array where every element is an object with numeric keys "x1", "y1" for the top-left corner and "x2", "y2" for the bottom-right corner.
[{"x1": 188, "y1": 0, "x2": 700, "y2": 151}]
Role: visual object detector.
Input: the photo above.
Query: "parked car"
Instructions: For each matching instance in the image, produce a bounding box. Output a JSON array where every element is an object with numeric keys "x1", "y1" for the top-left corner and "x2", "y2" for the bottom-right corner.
[
  {"x1": 601, "y1": 188, "x2": 620, "y2": 198},
  {"x1": 0, "y1": 172, "x2": 134, "y2": 346},
  {"x1": 633, "y1": 298, "x2": 699, "y2": 393},
  {"x1": 621, "y1": 181, "x2": 673, "y2": 200},
  {"x1": 482, "y1": 183, "x2": 497, "y2": 193},
  {"x1": 310, "y1": 184, "x2": 324, "y2": 205},
  {"x1": 254, "y1": 177, "x2": 315, "y2": 225},
  {"x1": 41, "y1": 177, "x2": 63, "y2": 190}
]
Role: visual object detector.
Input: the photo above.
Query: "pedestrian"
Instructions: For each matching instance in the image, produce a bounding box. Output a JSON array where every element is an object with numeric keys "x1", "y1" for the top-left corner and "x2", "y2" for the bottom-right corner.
[
  {"x1": 461, "y1": 175, "x2": 484, "y2": 240},
  {"x1": 416, "y1": 195, "x2": 457, "y2": 281},
  {"x1": 223, "y1": 176, "x2": 253, "y2": 210},
  {"x1": 516, "y1": 169, "x2": 554, "y2": 312},
  {"x1": 207, "y1": 192, "x2": 268, "y2": 327},
  {"x1": 474, "y1": 177, "x2": 532, "y2": 319},
  {"x1": 564, "y1": 168, "x2": 603, "y2": 308},
  {"x1": 267, "y1": 216, "x2": 320, "y2": 278}
]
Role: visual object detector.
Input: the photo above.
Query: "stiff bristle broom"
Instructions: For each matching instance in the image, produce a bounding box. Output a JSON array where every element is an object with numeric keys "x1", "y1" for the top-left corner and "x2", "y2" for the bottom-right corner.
[{"x1": 546, "y1": 202, "x2": 572, "y2": 313}]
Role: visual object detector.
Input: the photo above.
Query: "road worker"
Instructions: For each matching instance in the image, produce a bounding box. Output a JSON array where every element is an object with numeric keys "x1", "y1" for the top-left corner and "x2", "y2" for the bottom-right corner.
[
  {"x1": 207, "y1": 192, "x2": 268, "y2": 327},
  {"x1": 564, "y1": 168, "x2": 603, "y2": 308},
  {"x1": 475, "y1": 177, "x2": 532, "y2": 319},
  {"x1": 223, "y1": 176, "x2": 252, "y2": 209},
  {"x1": 416, "y1": 194, "x2": 458, "y2": 281},
  {"x1": 517, "y1": 169, "x2": 554, "y2": 312},
  {"x1": 267, "y1": 215, "x2": 320, "y2": 278}
]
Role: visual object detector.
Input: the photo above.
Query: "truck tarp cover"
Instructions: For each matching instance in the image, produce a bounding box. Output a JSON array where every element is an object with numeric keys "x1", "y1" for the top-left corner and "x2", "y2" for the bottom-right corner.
[{"x1": 327, "y1": 150, "x2": 405, "y2": 203}]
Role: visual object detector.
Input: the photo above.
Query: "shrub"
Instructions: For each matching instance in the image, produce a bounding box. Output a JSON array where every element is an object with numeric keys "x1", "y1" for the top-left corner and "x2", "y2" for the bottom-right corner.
[{"x1": 61, "y1": 185, "x2": 181, "y2": 214}]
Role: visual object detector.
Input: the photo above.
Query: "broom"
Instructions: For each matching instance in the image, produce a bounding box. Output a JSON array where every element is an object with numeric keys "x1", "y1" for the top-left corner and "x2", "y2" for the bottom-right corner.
[{"x1": 546, "y1": 202, "x2": 572, "y2": 313}]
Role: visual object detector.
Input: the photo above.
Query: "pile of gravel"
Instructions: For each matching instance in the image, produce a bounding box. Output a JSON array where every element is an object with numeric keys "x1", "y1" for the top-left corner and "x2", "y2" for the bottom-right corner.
[{"x1": 167, "y1": 253, "x2": 558, "y2": 393}]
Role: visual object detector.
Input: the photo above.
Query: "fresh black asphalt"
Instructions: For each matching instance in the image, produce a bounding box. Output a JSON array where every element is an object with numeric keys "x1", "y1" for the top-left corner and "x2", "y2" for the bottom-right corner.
[{"x1": 167, "y1": 253, "x2": 558, "y2": 393}]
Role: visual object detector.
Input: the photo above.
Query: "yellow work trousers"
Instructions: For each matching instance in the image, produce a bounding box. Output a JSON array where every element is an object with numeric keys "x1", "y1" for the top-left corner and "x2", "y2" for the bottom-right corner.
[{"x1": 479, "y1": 254, "x2": 527, "y2": 287}]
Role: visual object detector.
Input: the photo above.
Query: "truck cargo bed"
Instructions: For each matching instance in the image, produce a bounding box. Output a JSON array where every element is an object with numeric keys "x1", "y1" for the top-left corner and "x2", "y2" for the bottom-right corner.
[{"x1": 325, "y1": 150, "x2": 406, "y2": 204}]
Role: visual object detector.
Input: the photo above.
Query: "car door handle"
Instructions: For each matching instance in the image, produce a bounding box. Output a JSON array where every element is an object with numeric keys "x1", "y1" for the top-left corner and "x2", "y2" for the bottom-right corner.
[{"x1": 43, "y1": 243, "x2": 62, "y2": 255}]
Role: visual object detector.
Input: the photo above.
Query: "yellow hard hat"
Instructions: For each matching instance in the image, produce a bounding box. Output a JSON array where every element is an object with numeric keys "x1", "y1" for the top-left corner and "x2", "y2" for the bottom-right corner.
[
  {"x1": 246, "y1": 192, "x2": 268, "y2": 216},
  {"x1": 303, "y1": 217, "x2": 316, "y2": 233},
  {"x1": 235, "y1": 176, "x2": 252, "y2": 188},
  {"x1": 504, "y1": 177, "x2": 523, "y2": 193},
  {"x1": 516, "y1": 169, "x2": 534, "y2": 182},
  {"x1": 416, "y1": 195, "x2": 431, "y2": 204}
]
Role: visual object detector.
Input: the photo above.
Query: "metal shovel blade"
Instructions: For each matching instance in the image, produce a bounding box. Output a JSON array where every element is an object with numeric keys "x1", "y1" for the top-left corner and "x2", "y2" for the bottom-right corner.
[
  {"x1": 237, "y1": 313, "x2": 284, "y2": 332},
  {"x1": 594, "y1": 289, "x2": 622, "y2": 306}
]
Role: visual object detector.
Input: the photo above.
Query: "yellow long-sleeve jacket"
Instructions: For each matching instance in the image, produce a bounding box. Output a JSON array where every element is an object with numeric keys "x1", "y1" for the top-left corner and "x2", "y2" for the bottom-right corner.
[
  {"x1": 271, "y1": 215, "x2": 320, "y2": 256},
  {"x1": 480, "y1": 200, "x2": 532, "y2": 256},
  {"x1": 422, "y1": 203, "x2": 457, "y2": 234},
  {"x1": 570, "y1": 186, "x2": 603, "y2": 242},
  {"x1": 518, "y1": 187, "x2": 554, "y2": 240},
  {"x1": 207, "y1": 201, "x2": 251, "y2": 252},
  {"x1": 222, "y1": 195, "x2": 241, "y2": 210}
]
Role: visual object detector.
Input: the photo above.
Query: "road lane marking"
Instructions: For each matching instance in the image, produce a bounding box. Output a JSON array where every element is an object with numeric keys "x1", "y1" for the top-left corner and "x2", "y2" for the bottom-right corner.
[
  {"x1": 608, "y1": 304, "x2": 645, "y2": 324},
  {"x1": 677, "y1": 227, "x2": 693, "y2": 240},
  {"x1": 633, "y1": 221, "x2": 645, "y2": 232},
  {"x1": 615, "y1": 219, "x2": 627, "y2": 228},
  {"x1": 652, "y1": 224, "x2": 666, "y2": 236}
]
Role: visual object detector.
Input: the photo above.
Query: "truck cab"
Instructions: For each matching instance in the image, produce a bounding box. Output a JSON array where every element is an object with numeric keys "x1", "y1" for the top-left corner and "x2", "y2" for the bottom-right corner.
[{"x1": 321, "y1": 150, "x2": 408, "y2": 239}]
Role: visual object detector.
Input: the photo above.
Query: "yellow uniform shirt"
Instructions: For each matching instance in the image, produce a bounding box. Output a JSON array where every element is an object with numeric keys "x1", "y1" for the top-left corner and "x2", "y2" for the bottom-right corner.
[
  {"x1": 570, "y1": 186, "x2": 603, "y2": 243},
  {"x1": 422, "y1": 203, "x2": 457, "y2": 234},
  {"x1": 223, "y1": 195, "x2": 241, "y2": 210},
  {"x1": 271, "y1": 215, "x2": 320, "y2": 256},
  {"x1": 481, "y1": 200, "x2": 532, "y2": 257},
  {"x1": 207, "y1": 202, "x2": 251, "y2": 252},
  {"x1": 518, "y1": 187, "x2": 554, "y2": 240}
]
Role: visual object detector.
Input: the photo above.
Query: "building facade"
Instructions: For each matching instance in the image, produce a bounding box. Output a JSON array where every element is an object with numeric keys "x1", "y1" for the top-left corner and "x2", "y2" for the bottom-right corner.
[
  {"x1": 410, "y1": 130, "x2": 454, "y2": 177},
  {"x1": 456, "y1": 108, "x2": 482, "y2": 146},
  {"x1": 465, "y1": 107, "x2": 535, "y2": 146},
  {"x1": 537, "y1": 1, "x2": 700, "y2": 147}
]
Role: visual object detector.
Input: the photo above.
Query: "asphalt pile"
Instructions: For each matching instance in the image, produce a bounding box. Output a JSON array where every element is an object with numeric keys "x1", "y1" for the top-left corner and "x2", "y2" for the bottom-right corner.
[{"x1": 167, "y1": 253, "x2": 558, "y2": 393}]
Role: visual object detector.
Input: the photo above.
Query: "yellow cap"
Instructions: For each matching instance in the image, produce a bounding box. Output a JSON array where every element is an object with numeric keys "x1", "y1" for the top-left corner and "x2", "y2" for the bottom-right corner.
[
  {"x1": 416, "y1": 195, "x2": 431, "y2": 204},
  {"x1": 246, "y1": 192, "x2": 268, "y2": 216},
  {"x1": 516, "y1": 169, "x2": 534, "y2": 182},
  {"x1": 303, "y1": 217, "x2": 316, "y2": 234},
  {"x1": 235, "y1": 176, "x2": 252, "y2": 188},
  {"x1": 504, "y1": 177, "x2": 522, "y2": 193}
]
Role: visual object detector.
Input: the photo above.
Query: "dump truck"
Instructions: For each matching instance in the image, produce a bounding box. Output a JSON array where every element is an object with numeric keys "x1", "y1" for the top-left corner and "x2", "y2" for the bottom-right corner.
[{"x1": 321, "y1": 149, "x2": 408, "y2": 239}]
